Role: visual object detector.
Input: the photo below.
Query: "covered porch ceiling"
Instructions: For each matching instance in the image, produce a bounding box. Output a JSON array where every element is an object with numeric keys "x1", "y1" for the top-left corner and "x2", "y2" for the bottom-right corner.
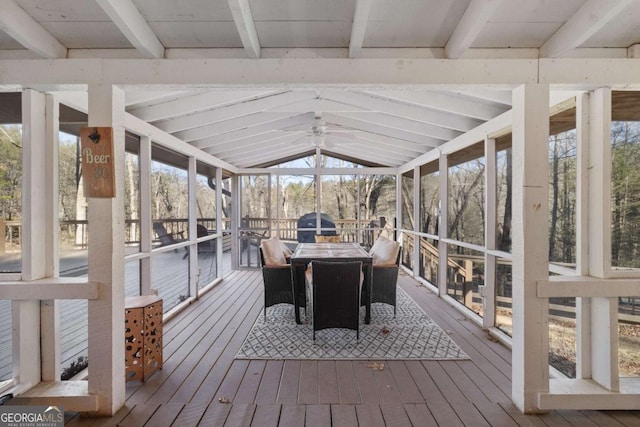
[{"x1": 1, "y1": 0, "x2": 639, "y2": 168}]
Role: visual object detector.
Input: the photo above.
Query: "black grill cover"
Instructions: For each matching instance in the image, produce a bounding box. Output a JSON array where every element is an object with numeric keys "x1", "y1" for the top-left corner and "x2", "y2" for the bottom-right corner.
[{"x1": 297, "y1": 212, "x2": 337, "y2": 243}]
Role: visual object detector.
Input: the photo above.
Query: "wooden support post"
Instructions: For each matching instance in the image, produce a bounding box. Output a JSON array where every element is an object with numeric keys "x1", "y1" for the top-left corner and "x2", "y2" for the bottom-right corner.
[
  {"x1": 15, "y1": 89, "x2": 47, "y2": 386},
  {"x1": 41, "y1": 94, "x2": 60, "y2": 381},
  {"x1": 484, "y1": 137, "x2": 497, "y2": 328},
  {"x1": 438, "y1": 155, "x2": 449, "y2": 296},
  {"x1": 462, "y1": 259, "x2": 474, "y2": 308},
  {"x1": 230, "y1": 175, "x2": 239, "y2": 270},
  {"x1": 86, "y1": 84, "x2": 126, "y2": 415},
  {"x1": 188, "y1": 156, "x2": 197, "y2": 296},
  {"x1": 216, "y1": 167, "x2": 223, "y2": 278},
  {"x1": 412, "y1": 166, "x2": 420, "y2": 278},
  {"x1": 511, "y1": 83, "x2": 550, "y2": 413},
  {"x1": 588, "y1": 88, "x2": 619, "y2": 391},
  {"x1": 575, "y1": 92, "x2": 592, "y2": 379},
  {"x1": 139, "y1": 135, "x2": 152, "y2": 296}
]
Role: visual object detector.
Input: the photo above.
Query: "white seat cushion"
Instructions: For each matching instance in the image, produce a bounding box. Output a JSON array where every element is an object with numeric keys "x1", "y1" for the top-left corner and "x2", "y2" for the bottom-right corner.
[
  {"x1": 370, "y1": 236, "x2": 400, "y2": 266},
  {"x1": 261, "y1": 237, "x2": 287, "y2": 266}
]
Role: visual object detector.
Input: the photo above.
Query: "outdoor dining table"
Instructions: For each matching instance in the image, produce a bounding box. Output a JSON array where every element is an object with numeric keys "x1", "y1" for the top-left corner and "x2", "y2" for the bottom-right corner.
[{"x1": 290, "y1": 242, "x2": 373, "y2": 325}]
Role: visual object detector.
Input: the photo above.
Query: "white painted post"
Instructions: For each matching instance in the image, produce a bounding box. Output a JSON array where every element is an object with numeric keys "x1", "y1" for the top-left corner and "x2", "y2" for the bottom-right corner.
[
  {"x1": 438, "y1": 154, "x2": 449, "y2": 296},
  {"x1": 484, "y1": 137, "x2": 497, "y2": 329},
  {"x1": 216, "y1": 167, "x2": 223, "y2": 277},
  {"x1": 86, "y1": 84, "x2": 126, "y2": 415},
  {"x1": 588, "y1": 88, "x2": 612, "y2": 279},
  {"x1": 188, "y1": 156, "x2": 197, "y2": 296},
  {"x1": 511, "y1": 83, "x2": 550, "y2": 413},
  {"x1": 41, "y1": 94, "x2": 60, "y2": 381},
  {"x1": 413, "y1": 166, "x2": 420, "y2": 277},
  {"x1": 575, "y1": 92, "x2": 592, "y2": 379},
  {"x1": 396, "y1": 171, "x2": 402, "y2": 247},
  {"x1": 45, "y1": 94, "x2": 59, "y2": 278},
  {"x1": 14, "y1": 89, "x2": 47, "y2": 387},
  {"x1": 139, "y1": 135, "x2": 152, "y2": 296},
  {"x1": 230, "y1": 175, "x2": 239, "y2": 270},
  {"x1": 588, "y1": 88, "x2": 619, "y2": 391}
]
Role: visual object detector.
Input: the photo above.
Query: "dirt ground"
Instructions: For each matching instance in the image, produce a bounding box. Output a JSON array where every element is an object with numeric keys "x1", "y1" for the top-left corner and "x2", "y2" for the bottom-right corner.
[
  {"x1": 548, "y1": 318, "x2": 640, "y2": 378},
  {"x1": 496, "y1": 311, "x2": 640, "y2": 378}
]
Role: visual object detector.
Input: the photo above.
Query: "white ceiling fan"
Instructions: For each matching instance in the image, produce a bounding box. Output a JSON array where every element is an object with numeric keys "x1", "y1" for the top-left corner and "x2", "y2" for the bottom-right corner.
[{"x1": 287, "y1": 113, "x2": 357, "y2": 149}]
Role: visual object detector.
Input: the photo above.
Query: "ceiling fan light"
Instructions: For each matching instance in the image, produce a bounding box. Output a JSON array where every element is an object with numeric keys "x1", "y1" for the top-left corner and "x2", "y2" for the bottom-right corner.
[{"x1": 312, "y1": 134, "x2": 325, "y2": 147}]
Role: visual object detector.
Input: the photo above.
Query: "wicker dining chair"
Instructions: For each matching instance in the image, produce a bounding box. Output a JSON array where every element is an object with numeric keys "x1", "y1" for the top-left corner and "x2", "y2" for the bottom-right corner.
[
  {"x1": 309, "y1": 261, "x2": 362, "y2": 340},
  {"x1": 259, "y1": 246, "x2": 294, "y2": 320},
  {"x1": 369, "y1": 247, "x2": 401, "y2": 317},
  {"x1": 361, "y1": 241, "x2": 401, "y2": 317}
]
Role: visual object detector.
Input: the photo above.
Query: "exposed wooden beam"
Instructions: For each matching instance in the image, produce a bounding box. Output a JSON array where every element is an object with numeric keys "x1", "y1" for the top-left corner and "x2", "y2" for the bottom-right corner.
[
  {"x1": 184, "y1": 112, "x2": 313, "y2": 145},
  {"x1": 205, "y1": 132, "x2": 308, "y2": 161},
  {"x1": 450, "y1": 88, "x2": 513, "y2": 106},
  {"x1": 0, "y1": 0, "x2": 66, "y2": 58},
  {"x1": 322, "y1": 113, "x2": 445, "y2": 147},
  {"x1": 156, "y1": 91, "x2": 314, "y2": 134},
  {"x1": 334, "y1": 111, "x2": 462, "y2": 141},
  {"x1": 324, "y1": 142, "x2": 412, "y2": 166},
  {"x1": 208, "y1": 132, "x2": 306, "y2": 157},
  {"x1": 125, "y1": 90, "x2": 196, "y2": 110},
  {"x1": 323, "y1": 90, "x2": 483, "y2": 132},
  {"x1": 128, "y1": 89, "x2": 279, "y2": 122},
  {"x1": 0, "y1": 58, "x2": 539, "y2": 87},
  {"x1": 539, "y1": 0, "x2": 633, "y2": 58},
  {"x1": 95, "y1": 0, "x2": 165, "y2": 59},
  {"x1": 365, "y1": 89, "x2": 510, "y2": 120},
  {"x1": 227, "y1": 0, "x2": 261, "y2": 59},
  {"x1": 324, "y1": 132, "x2": 426, "y2": 156},
  {"x1": 175, "y1": 111, "x2": 295, "y2": 142},
  {"x1": 445, "y1": 0, "x2": 501, "y2": 59},
  {"x1": 349, "y1": 0, "x2": 373, "y2": 58}
]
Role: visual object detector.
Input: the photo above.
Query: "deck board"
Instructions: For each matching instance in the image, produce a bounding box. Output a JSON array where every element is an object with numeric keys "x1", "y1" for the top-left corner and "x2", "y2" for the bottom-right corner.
[
  {"x1": 317, "y1": 361, "x2": 339, "y2": 404},
  {"x1": 298, "y1": 360, "x2": 319, "y2": 404},
  {"x1": 198, "y1": 402, "x2": 231, "y2": 426},
  {"x1": 378, "y1": 404, "x2": 412, "y2": 427},
  {"x1": 170, "y1": 402, "x2": 208, "y2": 427},
  {"x1": 250, "y1": 404, "x2": 280, "y2": 427},
  {"x1": 254, "y1": 361, "x2": 284, "y2": 405},
  {"x1": 404, "y1": 403, "x2": 438, "y2": 426},
  {"x1": 234, "y1": 360, "x2": 267, "y2": 404},
  {"x1": 305, "y1": 404, "x2": 331, "y2": 427},
  {"x1": 276, "y1": 360, "x2": 301, "y2": 405},
  {"x1": 144, "y1": 402, "x2": 183, "y2": 427},
  {"x1": 331, "y1": 404, "x2": 358, "y2": 427},
  {"x1": 278, "y1": 404, "x2": 305, "y2": 427},
  {"x1": 353, "y1": 361, "x2": 382, "y2": 404},
  {"x1": 354, "y1": 404, "x2": 386, "y2": 427},
  {"x1": 336, "y1": 361, "x2": 361, "y2": 404}
]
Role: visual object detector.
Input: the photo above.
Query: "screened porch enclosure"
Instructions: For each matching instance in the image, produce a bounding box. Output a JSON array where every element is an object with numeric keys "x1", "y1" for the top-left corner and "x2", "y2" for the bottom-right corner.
[{"x1": 3, "y1": 87, "x2": 640, "y2": 418}]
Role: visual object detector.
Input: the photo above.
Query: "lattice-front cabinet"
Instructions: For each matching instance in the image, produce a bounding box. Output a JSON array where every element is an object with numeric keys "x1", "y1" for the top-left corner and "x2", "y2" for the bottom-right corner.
[{"x1": 125, "y1": 295, "x2": 163, "y2": 381}]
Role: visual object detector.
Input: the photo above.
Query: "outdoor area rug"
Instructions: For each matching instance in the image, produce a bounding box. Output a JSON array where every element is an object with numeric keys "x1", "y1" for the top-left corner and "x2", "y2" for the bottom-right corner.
[{"x1": 236, "y1": 287, "x2": 468, "y2": 360}]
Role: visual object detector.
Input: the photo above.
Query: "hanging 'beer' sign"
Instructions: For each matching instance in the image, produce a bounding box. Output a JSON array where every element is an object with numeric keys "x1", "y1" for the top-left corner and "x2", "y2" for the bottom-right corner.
[{"x1": 80, "y1": 127, "x2": 115, "y2": 198}]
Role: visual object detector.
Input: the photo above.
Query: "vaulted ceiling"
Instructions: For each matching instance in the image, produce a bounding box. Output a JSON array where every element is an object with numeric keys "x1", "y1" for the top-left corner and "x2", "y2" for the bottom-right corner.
[{"x1": 1, "y1": 0, "x2": 639, "y2": 168}]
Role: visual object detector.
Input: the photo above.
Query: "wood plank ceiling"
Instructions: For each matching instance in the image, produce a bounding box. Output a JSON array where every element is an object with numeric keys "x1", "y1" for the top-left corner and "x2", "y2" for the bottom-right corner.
[{"x1": 0, "y1": 0, "x2": 639, "y2": 168}]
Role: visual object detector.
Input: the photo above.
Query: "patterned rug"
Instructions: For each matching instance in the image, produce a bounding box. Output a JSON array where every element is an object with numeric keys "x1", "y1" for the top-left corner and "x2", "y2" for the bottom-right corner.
[{"x1": 236, "y1": 287, "x2": 468, "y2": 360}]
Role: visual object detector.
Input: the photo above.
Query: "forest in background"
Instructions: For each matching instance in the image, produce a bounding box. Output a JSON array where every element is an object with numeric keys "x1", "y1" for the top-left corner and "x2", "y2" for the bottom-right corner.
[{"x1": 1, "y1": 122, "x2": 639, "y2": 268}]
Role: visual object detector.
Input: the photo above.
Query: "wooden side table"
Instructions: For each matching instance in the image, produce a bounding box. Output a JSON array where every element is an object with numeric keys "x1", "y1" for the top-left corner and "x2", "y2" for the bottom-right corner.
[{"x1": 125, "y1": 295, "x2": 163, "y2": 382}]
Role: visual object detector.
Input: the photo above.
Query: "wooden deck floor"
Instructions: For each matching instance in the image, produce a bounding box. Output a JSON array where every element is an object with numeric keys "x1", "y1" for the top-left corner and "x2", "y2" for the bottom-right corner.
[{"x1": 65, "y1": 269, "x2": 640, "y2": 427}]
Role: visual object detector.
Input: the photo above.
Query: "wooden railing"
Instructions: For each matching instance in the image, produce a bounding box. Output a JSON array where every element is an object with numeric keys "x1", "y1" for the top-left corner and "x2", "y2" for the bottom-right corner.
[
  {"x1": 0, "y1": 219, "x2": 20, "y2": 253},
  {"x1": 241, "y1": 217, "x2": 390, "y2": 248},
  {"x1": 4, "y1": 216, "x2": 389, "y2": 252}
]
